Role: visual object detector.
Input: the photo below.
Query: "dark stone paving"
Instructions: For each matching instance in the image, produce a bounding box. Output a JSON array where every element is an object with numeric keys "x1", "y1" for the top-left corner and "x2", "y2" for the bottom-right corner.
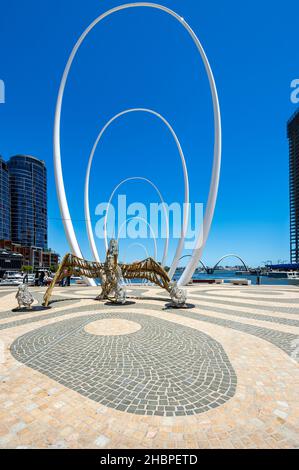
[
  {"x1": 107, "y1": 299, "x2": 299, "y2": 360},
  {"x1": 0, "y1": 289, "x2": 16, "y2": 298},
  {"x1": 0, "y1": 295, "x2": 80, "y2": 321},
  {"x1": 232, "y1": 291, "x2": 285, "y2": 297},
  {"x1": 0, "y1": 303, "x2": 85, "y2": 330},
  {"x1": 0, "y1": 302, "x2": 298, "y2": 355},
  {"x1": 183, "y1": 300, "x2": 299, "y2": 327},
  {"x1": 2, "y1": 290, "x2": 299, "y2": 362},
  {"x1": 190, "y1": 292, "x2": 299, "y2": 313},
  {"x1": 10, "y1": 312, "x2": 237, "y2": 416},
  {"x1": 199, "y1": 288, "x2": 288, "y2": 296},
  {"x1": 128, "y1": 303, "x2": 299, "y2": 361},
  {"x1": 240, "y1": 290, "x2": 285, "y2": 296},
  {"x1": 172, "y1": 307, "x2": 299, "y2": 361}
]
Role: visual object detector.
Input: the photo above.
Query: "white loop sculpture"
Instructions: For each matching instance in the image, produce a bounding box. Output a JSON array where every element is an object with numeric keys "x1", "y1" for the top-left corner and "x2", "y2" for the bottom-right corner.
[
  {"x1": 54, "y1": 2, "x2": 221, "y2": 286},
  {"x1": 102, "y1": 176, "x2": 170, "y2": 267},
  {"x1": 122, "y1": 243, "x2": 150, "y2": 285},
  {"x1": 123, "y1": 242, "x2": 150, "y2": 263},
  {"x1": 117, "y1": 216, "x2": 158, "y2": 261},
  {"x1": 84, "y1": 108, "x2": 190, "y2": 274}
]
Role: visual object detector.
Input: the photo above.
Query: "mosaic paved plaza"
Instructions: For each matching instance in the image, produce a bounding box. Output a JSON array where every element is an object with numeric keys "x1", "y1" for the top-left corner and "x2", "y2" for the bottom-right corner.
[{"x1": 0, "y1": 284, "x2": 299, "y2": 449}]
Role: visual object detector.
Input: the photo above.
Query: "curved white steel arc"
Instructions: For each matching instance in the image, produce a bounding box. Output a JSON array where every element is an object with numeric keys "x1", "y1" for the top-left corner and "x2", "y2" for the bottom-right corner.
[
  {"x1": 54, "y1": 2, "x2": 221, "y2": 287},
  {"x1": 122, "y1": 242, "x2": 150, "y2": 263},
  {"x1": 117, "y1": 216, "x2": 158, "y2": 261},
  {"x1": 84, "y1": 108, "x2": 189, "y2": 276},
  {"x1": 102, "y1": 176, "x2": 169, "y2": 266},
  {"x1": 122, "y1": 242, "x2": 150, "y2": 285}
]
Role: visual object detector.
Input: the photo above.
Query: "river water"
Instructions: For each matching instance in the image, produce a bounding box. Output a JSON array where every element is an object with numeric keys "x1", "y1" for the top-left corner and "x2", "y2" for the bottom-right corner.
[
  {"x1": 89, "y1": 270, "x2": 298, "y2": 287},
  {"x1": 172, "y1": 270, "x2": 299, "y2": 286}
]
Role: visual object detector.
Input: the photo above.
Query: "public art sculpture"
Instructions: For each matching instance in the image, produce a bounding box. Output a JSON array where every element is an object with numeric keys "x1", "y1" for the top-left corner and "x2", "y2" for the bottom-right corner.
[
  {"x1": 53, "y1": 3, "x2": 222, "y2": 288},
  {"x1": 84, "y1": 110, "x2": 189, "y2": 278},
  {"x1": 43, "y1": 240, "x2": 187, "y2": 308},
  {"x1": 168, "y1": 282, "x2": 187, "y2": 308},
  {"x1": 16, "y1": 284, "x2": 34, "y2": 310}
]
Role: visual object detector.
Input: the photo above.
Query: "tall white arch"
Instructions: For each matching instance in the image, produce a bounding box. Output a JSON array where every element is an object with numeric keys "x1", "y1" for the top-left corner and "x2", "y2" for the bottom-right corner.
[
  {"x1": 117, "y1": 216, "x2": 158, "y2": 261},
  {"x1": 84, "y1": 108, "x2": 189, "y2": 274},
  {"x1": 122, "y1": 242, "x2": 150, "y2": 285},
  {"x1": 102, "y1": 176, "x2": 170, "y2": 266},
  {"x1": 122, "y1": 242, "x2": 150, "y2": 263},
  {"x1": 54, "y1": 2, "x2": 221, "y2": 286}
]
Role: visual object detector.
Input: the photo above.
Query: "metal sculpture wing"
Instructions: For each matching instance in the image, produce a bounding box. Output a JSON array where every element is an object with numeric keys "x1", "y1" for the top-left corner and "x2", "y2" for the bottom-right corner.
[
  {"x1": 120, "y1": 257, "x2": 170, "y2": 290},
  {"x1": 43, "y1": 253, "x2": 105, "y2": 306},
  {"x1": 43, "y1": 239, "x2": 186, "y2": 307}
]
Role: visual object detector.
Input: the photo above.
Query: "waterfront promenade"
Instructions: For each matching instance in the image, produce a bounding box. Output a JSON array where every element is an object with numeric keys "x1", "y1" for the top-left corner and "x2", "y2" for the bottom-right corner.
[{"x1": 0, "y1": 284, "x2": 298, "y2": 449}]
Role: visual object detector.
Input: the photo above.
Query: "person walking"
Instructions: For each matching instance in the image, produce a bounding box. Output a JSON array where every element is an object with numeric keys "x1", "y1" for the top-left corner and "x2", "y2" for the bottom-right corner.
[{"x1": 38, "y1": 271, "x2": 45, "y2": 287}]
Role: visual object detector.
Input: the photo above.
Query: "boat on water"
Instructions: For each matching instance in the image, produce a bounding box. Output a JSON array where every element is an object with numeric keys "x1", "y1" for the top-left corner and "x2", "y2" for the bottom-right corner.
[{"x1": 268, "y1": 270, "x2": 299, "y2": 281}]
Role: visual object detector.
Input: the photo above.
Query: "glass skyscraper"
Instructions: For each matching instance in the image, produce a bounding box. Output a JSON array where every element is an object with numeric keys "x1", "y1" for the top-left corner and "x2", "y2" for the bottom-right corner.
[
  {"x1": 0, "y1": 156, "x2": 11, "y2": 240},
  {"x1": 8, "y1": 155, "x2": 48, "y2": 249}
]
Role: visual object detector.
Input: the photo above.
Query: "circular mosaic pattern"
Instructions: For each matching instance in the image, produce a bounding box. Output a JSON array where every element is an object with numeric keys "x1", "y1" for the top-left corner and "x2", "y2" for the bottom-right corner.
[
  {"x1": 84, "y1": 319, "x2": 141, "y2": 336},
  {"x1": 10, "y1": 312, "x2": 237, "y2": 416}
]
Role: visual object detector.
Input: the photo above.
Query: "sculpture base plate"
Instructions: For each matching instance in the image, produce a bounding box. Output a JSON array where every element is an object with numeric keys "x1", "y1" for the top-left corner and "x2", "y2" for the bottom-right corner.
[
  {"x1": 104, "y1": 301, "x2": 136, "y2": 306},
  {"x1": 164, "y1": 303, "x2": 195, "y2": 310},
  {"x1": 12, "y1": 306, "x2": 52, "y2": 313}
]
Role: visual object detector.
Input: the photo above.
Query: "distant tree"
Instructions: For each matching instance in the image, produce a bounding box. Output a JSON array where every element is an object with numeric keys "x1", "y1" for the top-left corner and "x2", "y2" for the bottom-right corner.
[
  {"x1": 22, "y1": 265, "x2": 33, "y2": 273},
  {"x1": 50, "y1": 264, "x2": 58, "y2": 273}
]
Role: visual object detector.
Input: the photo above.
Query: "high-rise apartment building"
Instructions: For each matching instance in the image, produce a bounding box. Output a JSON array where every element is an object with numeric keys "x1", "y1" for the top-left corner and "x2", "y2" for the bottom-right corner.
[
  {"x1": 7, "y1": 155, "x2": 48, "y2": 249},
  {"x1": 288, "y1": 109, "x2": 299, "y2": 263},
  {"x1": 0, "y1": 156, "x2": 11, "y2": 240}
]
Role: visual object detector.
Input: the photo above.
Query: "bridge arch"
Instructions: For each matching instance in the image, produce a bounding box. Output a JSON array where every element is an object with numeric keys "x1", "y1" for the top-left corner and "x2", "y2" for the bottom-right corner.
[
  {"x1": 212, "y1": 254, "x2": 248, "y2": 273},
  {"x1": 178, "y1": 255, "x2": 208, "y2": 273}
]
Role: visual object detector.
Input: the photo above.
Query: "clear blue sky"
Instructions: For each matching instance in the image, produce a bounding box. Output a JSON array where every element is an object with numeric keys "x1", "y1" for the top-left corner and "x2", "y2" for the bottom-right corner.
[{"x1": 0, "y1": 0, "x2": 298, "y2": 266}]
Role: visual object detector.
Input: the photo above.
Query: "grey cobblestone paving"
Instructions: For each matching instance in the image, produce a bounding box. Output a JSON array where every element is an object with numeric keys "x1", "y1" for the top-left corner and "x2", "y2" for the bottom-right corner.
[
  {"x1": 231, "y1": 291, "x2": 285, "y2": 297},
  {"x1": 0, "y1": 295, "x2": 80, "y2": 321},
  {"x1": 190, "y1": 292, "x2": 299, "y2": 313},
  {"x1": 171, "y1": 308, "x2": 299, "y2": 360},
  {"x1": 10, "y1": 312, "x2": 237, "y2": 416},
  {"x1": 0, "y1": 302, "x2": 88, "y2": 331},
  {"x1": 0, "y1": 289, "x2": 17, "y2": 298},
  {"x1": 181, "y1": 300, "x2": 299, "y2": 327},
  {"x1": 2, "y1": 292, "x2": 299, "y2": 361},
  {"x1": 193, "y1": 289, "x2": 285, "y2": 297},
  {"x1": 127, "y1": 302, "x2": 299, "y2": 360},
  {"x1": 0, "y1": 289, "x2": 298, "y2": 362}
]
